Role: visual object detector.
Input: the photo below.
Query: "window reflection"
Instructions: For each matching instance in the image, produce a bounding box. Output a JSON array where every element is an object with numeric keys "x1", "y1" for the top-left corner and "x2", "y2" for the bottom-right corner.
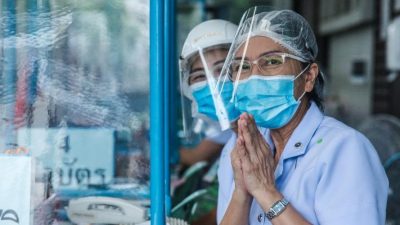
[{"x1": 0, "y1": 1, "x2": 150, "y2": 224}]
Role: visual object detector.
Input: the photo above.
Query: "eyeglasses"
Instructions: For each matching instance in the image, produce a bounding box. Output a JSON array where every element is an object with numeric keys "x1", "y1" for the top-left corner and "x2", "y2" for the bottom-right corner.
[
  {"x1": 188, "y1": 61, "x2": 225, "y2": 85},
  {"x1": 229, "y1": 52, "x2": 307, "y2": 80}
]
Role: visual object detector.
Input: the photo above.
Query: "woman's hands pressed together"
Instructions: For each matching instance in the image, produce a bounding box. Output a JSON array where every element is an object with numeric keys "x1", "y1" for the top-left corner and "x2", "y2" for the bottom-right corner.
[
  {"x1": 231, "y1": 113, "x2": 283, "y2": 206},
  {"x1": 224, "y1": 113, "x2": 312, "y2": 225}
]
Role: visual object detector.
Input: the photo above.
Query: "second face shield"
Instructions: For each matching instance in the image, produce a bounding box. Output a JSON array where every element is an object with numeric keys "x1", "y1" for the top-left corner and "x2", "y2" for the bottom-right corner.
[{"x1": 180, "y1": 46, "x2": 241, "y2": 137}]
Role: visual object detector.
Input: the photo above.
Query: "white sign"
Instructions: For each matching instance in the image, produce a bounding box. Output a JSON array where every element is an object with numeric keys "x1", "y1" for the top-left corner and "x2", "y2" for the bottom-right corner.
[
  {"x1": 18, "y1": 128, "x2": 115, "y2": 190},
  {"x1": 0, "y1": 156, "x2": 32, "y2": 225}
]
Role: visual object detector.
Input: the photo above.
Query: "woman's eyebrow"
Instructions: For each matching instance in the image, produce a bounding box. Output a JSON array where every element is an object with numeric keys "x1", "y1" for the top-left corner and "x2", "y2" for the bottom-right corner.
[
  {"x1": 257, "y1": 50, "x2": 284, "y2": 58},
  {"x1": 189, "y1": 67, "x2": 204, "y2": 73},
  {"x1": 233, "y1": 56, "x2": 249, "y2": 60},
  {"x1": 233, "y1": 49, "x2": 285, "y2": 60},
  {"x1": 213, "y1": 59, "x2": 226, "y2": 66}
]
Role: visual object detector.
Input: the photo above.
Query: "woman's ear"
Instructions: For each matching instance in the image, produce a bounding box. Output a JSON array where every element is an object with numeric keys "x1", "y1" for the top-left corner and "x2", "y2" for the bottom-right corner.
[{"x1": 305, "y1": 63, "x2": 319, "y2": 92}]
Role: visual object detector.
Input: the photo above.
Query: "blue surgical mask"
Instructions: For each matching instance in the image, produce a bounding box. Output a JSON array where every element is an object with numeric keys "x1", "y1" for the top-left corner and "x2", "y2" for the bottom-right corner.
[
  {"x1": 234, "y1": 67, "x2": 308, "y2": 129},
  {"x1": 191, "y1": 81, "x2": 240, "y2": 122}
]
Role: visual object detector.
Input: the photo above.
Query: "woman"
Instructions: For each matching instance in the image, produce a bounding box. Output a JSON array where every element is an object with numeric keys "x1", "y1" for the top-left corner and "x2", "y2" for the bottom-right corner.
[
  {"x1": 179, "y1": 19, "x2": 240, "y2": 166},
  {"x1": 217, "y1": 8, "x2": 388, "y2": 225},
  {"x1": 176, "y1": 19, "x2": 240, "y2": 225}
]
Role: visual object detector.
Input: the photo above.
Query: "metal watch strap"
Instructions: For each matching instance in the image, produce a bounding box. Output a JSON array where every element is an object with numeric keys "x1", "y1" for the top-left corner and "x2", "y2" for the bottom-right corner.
[{"x1": 265, "y1": 198, "x2": 289, "y2": 220}]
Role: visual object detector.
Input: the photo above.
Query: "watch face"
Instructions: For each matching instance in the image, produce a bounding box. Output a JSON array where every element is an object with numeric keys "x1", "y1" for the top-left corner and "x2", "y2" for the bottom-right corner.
[
  {"x1": 274, "y1": 202, "x2": 285, "y2": 212},
  {"x1": 266, "y1": 199, "x2": 289, "y2": 220}
]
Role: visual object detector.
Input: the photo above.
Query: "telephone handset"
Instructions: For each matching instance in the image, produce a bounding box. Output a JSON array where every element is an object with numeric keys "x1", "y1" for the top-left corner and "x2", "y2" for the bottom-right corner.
[
  {"x1": 66, "y1": 196, "x2": 188, "y2": 225},
  {"x1": 66, "y1": 196, "x2": 148, "y2": 225}
]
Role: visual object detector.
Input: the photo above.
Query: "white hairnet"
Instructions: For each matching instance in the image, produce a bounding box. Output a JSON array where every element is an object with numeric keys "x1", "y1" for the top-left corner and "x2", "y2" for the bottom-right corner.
[
  {"x1": 179, "y1": 20, "x2": 238, "y2": 138},
  {"x1": 234, "y1": 9, "x2": 318, "y2": 62},
  {"x1": 180, "y1": 19, "x2": 238, "y2": 99}
]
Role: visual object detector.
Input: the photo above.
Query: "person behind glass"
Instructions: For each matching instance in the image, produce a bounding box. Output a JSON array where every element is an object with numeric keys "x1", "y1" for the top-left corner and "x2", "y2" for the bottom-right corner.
[
  {"x1": 217, "y1": 8, "x2": 388, "y2": 225},
  {"x1": 179, "y1": 19, "x2": 240, "y2": 166}
]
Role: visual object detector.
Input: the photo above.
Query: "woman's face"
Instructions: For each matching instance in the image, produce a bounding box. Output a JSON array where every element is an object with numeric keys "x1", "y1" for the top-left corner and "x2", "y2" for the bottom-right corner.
[
  {"x1": 188, "y1": 48, "x2": 228, "y2": 86},
  {"x1": 233, "y1": 36, "x2": 310, "y2": 99}
]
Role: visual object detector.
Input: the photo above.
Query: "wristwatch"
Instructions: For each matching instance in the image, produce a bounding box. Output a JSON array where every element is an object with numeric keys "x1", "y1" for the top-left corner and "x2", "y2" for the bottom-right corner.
[{"x1": 265, "y1": 198, "x2": 289, "y2": 220}]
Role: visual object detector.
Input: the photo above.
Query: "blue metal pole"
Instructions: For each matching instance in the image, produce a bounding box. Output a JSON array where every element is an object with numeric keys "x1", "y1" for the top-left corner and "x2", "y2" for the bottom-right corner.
[
  {"x1": 168, "y1": 1, "x2": 178, "y2": 162},
  {"x1": 163, "y1": 0, "x2": 177, "y2": 216},
  {"x1": 150, "y1": 0, "x2": 165, "y2": 224},
  {"x1": 169, "y1": 0, "x2": 178, "y2": 166},
  {"x1": 2, "y1": 0, "x2": 17, "y2": 149},
  {"x1": 163, "y1": 0, "x2": 171, "y2": 216}
]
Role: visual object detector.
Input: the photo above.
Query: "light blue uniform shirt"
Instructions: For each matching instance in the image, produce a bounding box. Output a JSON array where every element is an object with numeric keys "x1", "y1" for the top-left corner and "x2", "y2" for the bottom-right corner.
[{"x1": 217, "y1": 102, "x2": 388, "y2": 225}]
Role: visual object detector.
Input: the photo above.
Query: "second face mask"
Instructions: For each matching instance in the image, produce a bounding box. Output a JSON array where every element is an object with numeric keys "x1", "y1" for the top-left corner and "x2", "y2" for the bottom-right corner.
[{"x1": 191, "y1": 81, "x2": 240, "y2": 122}]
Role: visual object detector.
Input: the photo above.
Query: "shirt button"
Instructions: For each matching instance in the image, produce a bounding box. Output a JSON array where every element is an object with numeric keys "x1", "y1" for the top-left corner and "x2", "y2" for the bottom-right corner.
[
  {"x1": 294, "y1": 142, "x2": 302, "y2": 148},
  {"x1": 257, "y1": 213, "x2": 263, "y2": 222}
]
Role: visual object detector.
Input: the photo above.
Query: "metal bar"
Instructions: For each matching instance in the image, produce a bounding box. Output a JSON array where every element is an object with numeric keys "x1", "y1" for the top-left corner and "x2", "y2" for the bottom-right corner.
[
  {"x1": 163, "y1": 0, "x2": 171, "y2": 216},
  {"x1": 168, "y1": 0, "x2": 178, "y2": 164},
  {"x1": 163, "y1": 0, "x2": 177, "y2": 216},
  {"x1": 150, "y1": 0, "x2": 165, "y2": 224}
]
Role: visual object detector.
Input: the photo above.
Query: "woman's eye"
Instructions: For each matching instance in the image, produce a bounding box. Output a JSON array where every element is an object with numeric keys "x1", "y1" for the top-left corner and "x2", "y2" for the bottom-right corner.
[
  {"x1": 271, "y1": 58, "x2": 282, "y2": 65},
  {"x1": 241, "y1": 63, "x2": 251, "y2": 70},
  {"x1": 262, "y1": 56, "x2": 283, "y2": 66},
  {"x1": 189, "y1": 74, "x2": 205, "y2": 84},
  {"x1": 234, "y1": 62, "x2": 250, "y2": 72}
]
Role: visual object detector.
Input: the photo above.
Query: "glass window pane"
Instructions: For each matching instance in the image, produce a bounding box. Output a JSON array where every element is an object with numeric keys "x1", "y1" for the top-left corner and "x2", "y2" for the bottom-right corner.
[{"x1": 0, "y1": 1, "x2": 150, "y2": 224}]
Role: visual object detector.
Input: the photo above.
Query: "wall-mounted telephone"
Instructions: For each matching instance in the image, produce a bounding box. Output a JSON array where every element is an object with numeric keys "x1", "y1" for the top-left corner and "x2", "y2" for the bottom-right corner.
[
  {"x1": 66, "y1": 196, "x2": 148, "y2": 225},
  {"x1": 66, "y1": 196, "x2": 189, "y2": 225}
]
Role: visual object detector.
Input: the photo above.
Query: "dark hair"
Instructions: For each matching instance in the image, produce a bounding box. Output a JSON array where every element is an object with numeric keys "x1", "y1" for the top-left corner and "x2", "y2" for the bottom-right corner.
[{"x1": 302, "y1": 62, "x2": 325, "y2": 111}]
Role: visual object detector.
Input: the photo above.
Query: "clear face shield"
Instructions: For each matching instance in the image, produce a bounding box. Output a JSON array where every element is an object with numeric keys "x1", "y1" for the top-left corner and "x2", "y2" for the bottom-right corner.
[
  {"x1": 179, "y1": 45, "x2": 239, "y2": 139},
  {"x1": 217, "y1": 6, "x2": 317, "y2": 129}
]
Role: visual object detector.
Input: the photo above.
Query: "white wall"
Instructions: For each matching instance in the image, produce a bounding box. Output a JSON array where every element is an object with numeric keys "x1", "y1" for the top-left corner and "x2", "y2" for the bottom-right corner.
[
  {"x1": 396, "y1": 0, "x2": 400, "y2": 11},
  {"x1": 326, "y1": 27, "x2": 374, "y2": 126},
  {"x1": 319, "y1": 0, "x2": 373, "y2": 35}
]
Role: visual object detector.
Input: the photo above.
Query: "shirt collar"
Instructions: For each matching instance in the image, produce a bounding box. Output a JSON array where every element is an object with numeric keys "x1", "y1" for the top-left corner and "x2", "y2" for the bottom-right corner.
[
  {"x1": 281, "y1": 101, "x2": 324, "y2": 160},
  {"x1": 263, "y1": 102, "x2": 323, "y2": 162},
  {"x1": 267, "y1": 102, "x2": 323, "y2": 179}
]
